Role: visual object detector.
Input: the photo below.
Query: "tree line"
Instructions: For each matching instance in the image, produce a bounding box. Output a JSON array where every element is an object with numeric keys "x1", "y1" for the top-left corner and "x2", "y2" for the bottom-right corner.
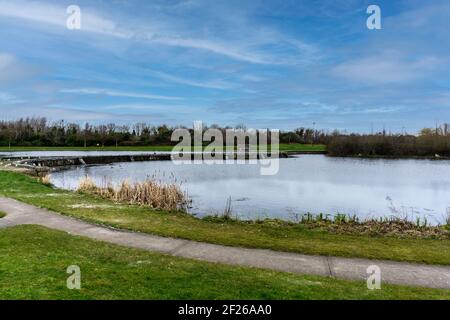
[
  {"x1": 2, "y1": 117, "x2": 450, "y2": 157},
  {"x1": 0, "y1": 117, "x2": 327, "y2": 147},
  {"x1": 327, "y1": 126, "x2": 450, "y2": 157}
]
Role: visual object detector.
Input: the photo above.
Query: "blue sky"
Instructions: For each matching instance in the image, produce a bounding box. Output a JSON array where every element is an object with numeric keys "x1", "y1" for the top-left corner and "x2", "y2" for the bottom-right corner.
[{"x1": 0, "y1": 0, "x2": 449, "y2": 132}]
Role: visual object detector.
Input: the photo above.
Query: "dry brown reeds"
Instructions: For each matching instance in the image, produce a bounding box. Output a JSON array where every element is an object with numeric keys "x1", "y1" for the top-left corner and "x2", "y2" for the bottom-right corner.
[
  {"x1": 300, "y1": 215, "x2": 450, "y2": 239},
  {"x1": 38, "y1": 174, "x2": 52, "y2": 186},
  {"x1": 76, "y1": 176, "x2": 190, "y2": 211},
  {"x1": 446, "y1": 207, "x2": 450, "y2": 227}
]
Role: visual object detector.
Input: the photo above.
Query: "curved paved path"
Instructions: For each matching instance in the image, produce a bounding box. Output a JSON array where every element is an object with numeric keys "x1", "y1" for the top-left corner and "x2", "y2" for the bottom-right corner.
[{"x1": 1, "y1": 197, "x2": 449, "y2": 289}]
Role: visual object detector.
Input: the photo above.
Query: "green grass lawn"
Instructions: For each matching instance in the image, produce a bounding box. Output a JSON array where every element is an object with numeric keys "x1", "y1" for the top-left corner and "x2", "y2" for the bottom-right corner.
[
  {"x1": 0, "y1": 144, "x2": 326, "y2": 153},
  {"x1": 0, "y1": 225, "x2": 448, "y2": 300},
  {"x1": 0, "y1": 170, "x2": 449, "y2": 265}
]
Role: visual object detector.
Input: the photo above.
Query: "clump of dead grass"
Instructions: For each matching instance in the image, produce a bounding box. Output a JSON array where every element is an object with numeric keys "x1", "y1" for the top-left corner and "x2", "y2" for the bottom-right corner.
[
  {"x1": 76, "y1": 176, "x2": 190, "y2": 211},
  {"x1": 298, "y1": 214, "x2": 450, "y2": 239},
  {"x1": 38, "y1": 174, "x2": 52, "y2": 186}
]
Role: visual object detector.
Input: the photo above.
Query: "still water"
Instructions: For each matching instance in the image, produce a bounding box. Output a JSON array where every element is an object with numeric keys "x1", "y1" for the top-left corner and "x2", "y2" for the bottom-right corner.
[{"x1": 47, "y1": 155, "x2": 450, "y2": 224}]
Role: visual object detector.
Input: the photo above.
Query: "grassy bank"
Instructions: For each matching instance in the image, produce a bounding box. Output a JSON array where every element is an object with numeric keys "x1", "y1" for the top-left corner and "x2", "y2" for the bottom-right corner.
[
  {"x1": 1, "y1": 225, "x2": 449, "y2": 300},
  {"x1": 0, "y1": 144, "x2": 326, "y2": 153},
  {"x1": 0, "y1": 170, "x2": 449, "y2": 265}
]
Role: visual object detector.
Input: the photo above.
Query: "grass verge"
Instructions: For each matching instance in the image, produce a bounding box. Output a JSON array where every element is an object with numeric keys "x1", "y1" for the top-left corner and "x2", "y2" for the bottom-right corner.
[
  {"x1": 0, "y1": 170, "x2": 449, "y2": 265},
  {"x1": 0, "y1": 225, "x2": 449, "y2": 300}
]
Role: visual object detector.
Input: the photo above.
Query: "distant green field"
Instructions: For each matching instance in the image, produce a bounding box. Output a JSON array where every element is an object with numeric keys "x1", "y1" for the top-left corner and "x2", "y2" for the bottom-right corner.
[
  {"x1": 279, "y1": 144, "x2": 326, "y2": 152},
  {"x1": 1, "y1": 225, "x2": 449, "y2": 300},
  {"x1": 0, "y1": 144, "x2": 326, "y2": 153}
]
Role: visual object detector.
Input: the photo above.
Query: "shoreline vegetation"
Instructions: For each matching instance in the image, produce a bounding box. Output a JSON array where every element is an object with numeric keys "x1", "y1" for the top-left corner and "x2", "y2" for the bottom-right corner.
[
  {"x1": 295, "y1": 215, "x2": 449, "y2": 240},
  {"x1": 0, "y1": 169, "x2": 449, "y2": 265}
]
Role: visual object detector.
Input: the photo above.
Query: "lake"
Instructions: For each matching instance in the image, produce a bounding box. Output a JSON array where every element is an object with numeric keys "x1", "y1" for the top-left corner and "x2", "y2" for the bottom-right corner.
[{"x1": 47, "y1": 154, "x2": 450, "y2": 225}]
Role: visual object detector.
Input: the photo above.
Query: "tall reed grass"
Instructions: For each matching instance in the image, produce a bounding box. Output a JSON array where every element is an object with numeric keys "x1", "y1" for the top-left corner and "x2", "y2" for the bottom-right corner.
[
  {"x1": 76, "y1": 176, "x2": 190, "y2": 211},
  {"x1": 446, "y1": 207, "x2": 450, "y2": 227},
  {"x1": 289, "y1": 212, "x2": 449, "y2": 239},
  {"x1": 223, "y1": 196, "x2": 233, "y2": 220},
  {"x1": 38, "y1": 174, "x2": 52, "y2": 186}
]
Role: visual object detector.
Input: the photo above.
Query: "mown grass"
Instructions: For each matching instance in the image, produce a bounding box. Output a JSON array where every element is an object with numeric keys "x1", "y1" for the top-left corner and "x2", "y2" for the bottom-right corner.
[
  {"x1": 0, "y1": 144, "x2": 326, "y2": 153},
  {"x1": 0, "y1": 170, "x2": 449, "y2": 265},
  {"x1": 0, "y1": 225, "x2": 449, "y2": 300}
]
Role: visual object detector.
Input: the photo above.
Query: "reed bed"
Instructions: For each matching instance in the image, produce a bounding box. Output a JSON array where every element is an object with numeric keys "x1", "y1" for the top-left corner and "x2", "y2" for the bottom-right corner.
[
  {"x1": 76, "y1": 176, "x2": 190, "y2": 211},
  {"x1": 292, "y1": 213, "x2": 449, "y2": 239},
  {"x1": 446, "y1": 208, "x2": 450, "y2": 229},
  {"x1": 38, "y1": 174, "x2": 52, "y2": 186}
]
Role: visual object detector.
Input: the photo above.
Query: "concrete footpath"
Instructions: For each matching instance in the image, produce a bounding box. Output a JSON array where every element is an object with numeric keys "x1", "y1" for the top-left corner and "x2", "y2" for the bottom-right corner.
[{"x1": 0, "y1": 197, "x2": 449, "y2": 289}]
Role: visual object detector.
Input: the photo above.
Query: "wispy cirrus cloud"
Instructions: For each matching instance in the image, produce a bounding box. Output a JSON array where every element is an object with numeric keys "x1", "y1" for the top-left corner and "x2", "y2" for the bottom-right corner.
[
  {"x1": 331, "y1": 54, "x2": 441, "y2": 84},
  {"x1": 0, "y1": 0, "x2": 127, "y2": 38},
  {"x1": 0, "y1": 53, "x2": 14, "y2": 69},
  {"x1": 60, "y1": 88, "x2": 182, "y2": 101},
  {"x1": 148, "y1": 35, "x2": 267, "y2": 64},
  {"x1": 148, "y1": 70, "x2": 235, "y2": 90},
  {"x1": 0, "y1": 0, "x2": 317, "y2": 65},
  {"x1": 0, "y1": 91, "x2": 24, "y2": 104},
  {"x1": 0, "y1": 53, "x2": 39, "y2": 83}
]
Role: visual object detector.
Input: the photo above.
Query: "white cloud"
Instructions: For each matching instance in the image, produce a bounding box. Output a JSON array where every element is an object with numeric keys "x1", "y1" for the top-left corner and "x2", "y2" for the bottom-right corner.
[
  {"x1": 0, "y1": 104, "x2": 136, "y2": 122},
  {"x1": 102, "y1": 103, "x2": 199, "y2": 114},
  {"x1": 240, "y1": 74, "x2": 265, "y2": 82},
  {"x1": 0, "y1": 53, "x2": 14, "y2": 69},
  {"x1": 149, "y1": 36, "x2": 266, "y2": 64},
  {"x1": 331, "y1": 55, "x2": 441, "y2": 84},
  {"x1": 0, "y1": 91, "x2": 24, "y2": 104},
  {"x1": 0, "y1": 0, "x2": 317, "y2": 65},
  {"x1": 149, "y1": 70, "x2": 235, "y2": 90},
  {"x1": 0, "y1": 0, "x2": 127, "y2": 38},
  {"x1": 60, "y1": 88, "x2": 182, "y2": 101},
  {"x1": 0, "y1": 1, "x2": 261, "y2": 62},
  {"x1": 0, "y1": 53, "x2": 38, "y2": 83}
]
